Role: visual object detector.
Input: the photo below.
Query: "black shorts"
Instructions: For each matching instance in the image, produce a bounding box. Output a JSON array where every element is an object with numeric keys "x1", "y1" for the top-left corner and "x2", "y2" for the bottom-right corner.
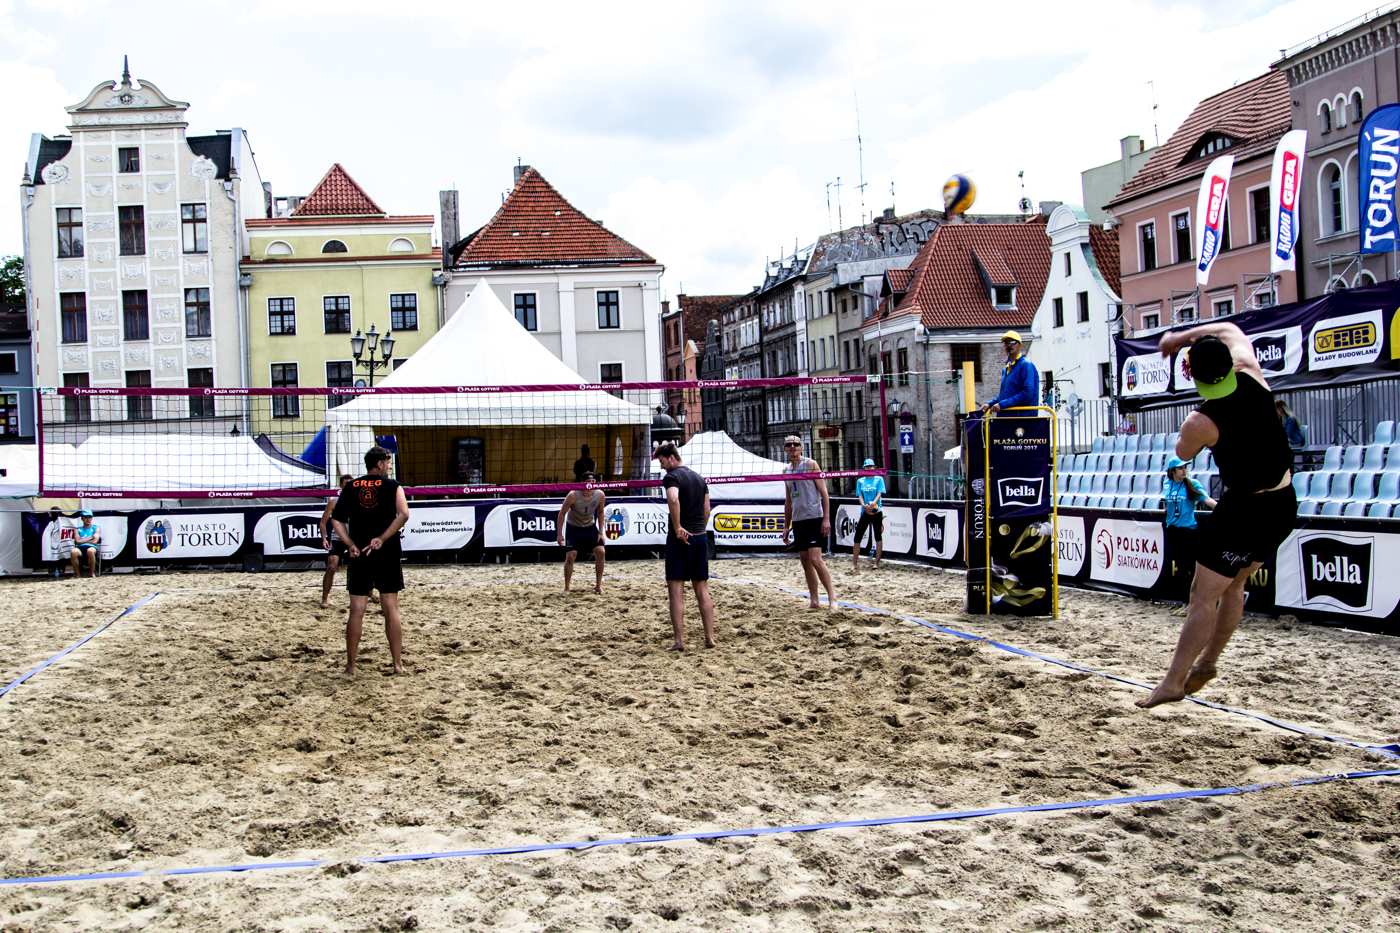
[
  {"x1": 73, "y1": 543, "x2": 98, "y2": 554},
  {"x1": 854, "y1": 510, "x2": 883, "y2": 545},
  {"x1": 791, "y1": 517, "x2": 825, "y2": 551},
  {"x1": 1196, "y1": 485, "x2": 1296, "y2": 578},
  {"x1": 564, "y1": 525, "x2": 602, "y2": 553},
  {"x1": 328, "y1": 540, "x2": 350, "y2": 561},
  {"x1": 665, "y1": 534, "x2": 709, "y2": 581},
  {"x1": 346, "y1": 547, "x2": 404, "y2": 596}
]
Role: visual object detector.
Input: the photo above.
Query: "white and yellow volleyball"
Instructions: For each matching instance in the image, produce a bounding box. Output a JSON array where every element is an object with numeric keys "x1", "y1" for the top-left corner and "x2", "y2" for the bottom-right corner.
[{"x1": 943, "y1": 174, "x2": 976, "y2": 214}]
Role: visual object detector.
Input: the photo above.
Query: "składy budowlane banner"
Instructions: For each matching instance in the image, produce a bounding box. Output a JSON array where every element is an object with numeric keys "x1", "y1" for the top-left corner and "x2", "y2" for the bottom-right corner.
[
  {"x1": 1270, "y1": 129, "x2": 1307, "y2": 274},
  {"x1": 1359, "y1": 103, "x2": 1400, "y2": 254},
  {"x1": 1115, "y1": 279, "x2": 1400, "y2": 410}
]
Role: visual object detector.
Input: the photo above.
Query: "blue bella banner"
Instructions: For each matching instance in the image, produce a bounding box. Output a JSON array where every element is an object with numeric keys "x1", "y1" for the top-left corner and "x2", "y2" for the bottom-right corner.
[{"x1": 1359, "y1": 103, "x2": 1400, "y2": 254}]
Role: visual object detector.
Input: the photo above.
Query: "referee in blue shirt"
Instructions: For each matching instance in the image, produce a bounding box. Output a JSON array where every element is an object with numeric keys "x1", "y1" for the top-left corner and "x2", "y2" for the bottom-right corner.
[{"x1": 980, "y1": 331, "x2": 1040, "y2": 417}]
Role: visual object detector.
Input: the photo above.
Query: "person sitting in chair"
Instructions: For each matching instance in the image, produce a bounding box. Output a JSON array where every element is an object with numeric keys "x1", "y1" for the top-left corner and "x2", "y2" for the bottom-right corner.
[{"x1": 69, "y1": 510, "x2": 101, "y2": 579}]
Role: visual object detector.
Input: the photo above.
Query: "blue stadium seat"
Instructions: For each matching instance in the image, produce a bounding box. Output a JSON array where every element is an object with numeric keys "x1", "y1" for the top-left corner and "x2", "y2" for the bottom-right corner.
[
  {"x1": 1088, "y1": 474, "x2": 1105, "y2": 495},
  {"x1": 1056, "y1": 473, "x2": 1070, "y2": 493},
  {"x1": 1387, "y1": 447, "x2": 1400, "y2": 471},
  {"x1": 1305, "y1": 471, "x2": 1333, "y2": 502},
  {"x1": 1148, "y1": 453, "x2": 1166, "y2": 473},
  {"x1": 1321, "y1": 500, "x2": 1344, "y2": 516},
  {"x1": 1377, "y1": 471, "x2": 1400, "y2": 503},
  {"x1": 1091, "y1": 437, "x2": 1106, "y2": 454},
  {"x1": 1128, "y1": 496, "x2": 1145, "y2": 510},
  {"x1": 1291, "y1": 472, "x2": 1311, "y2": 498},
  {"x1": 1166, "y1": 432, "x2": 1181, "y2": 454},
  {"x1": 1070, "y1": 495, "x2": 1085, "y2": 508},
  {"x1": 1057, "y1": 455, "x2": 1071, "y2": 473},
  {"x1": 1323, "y1": 446, "x2": 1343, "y2": 471},
  {"x1": 1109, "y1": 474, "x2": 1129, "y2": 495},
  {"x1": 1368, "y1": 501, "x2": 1393, "y2": 518},
  {"x1": 1113, "y1": 496, "x2": 1130, "y2": 509},
  {"x1": 1124, "y1": 436, "x2": 1141, "y2": 454},
  {"x1": 1362, "y1": 445, "x2": 1388, "y2": 472},
  {"x1": 1150, "y1": 433, "x2": 1167, "y2": 452},
  {"x1": 1342, "y1": 446, "x2": 1364, "y2": 471},
  {"x1": 1143, "y1": 496, "x2": 1164, "y2": 511},
  {"x1": 1073, "y1": 454, "x2": 1088, "y2": 472},
  {"x1": 1327, "y1": 473, "x2": 1354, "y2": 501},
  {"x1": 1375, "y1": 421, "x2": 1396, "y2": 445},
  {"x1": 1191, "y1": 451, "x2": 1211, "y2": 473},
  {"x1": 1352, "y1": 471, "x2": 1380, "y2": 502},
  {"x1": 1296, "y1": 499, "x2": 1318, "y2": 516},
  {"x1": 1344, "y1": 501, "x2": 1368, "y2": 517}
]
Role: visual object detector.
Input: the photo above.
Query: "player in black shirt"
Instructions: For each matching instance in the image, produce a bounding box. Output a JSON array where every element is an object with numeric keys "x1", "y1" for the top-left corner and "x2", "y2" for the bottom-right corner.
[
  {"x1": 331, "y1": 446, "x2": 411, "y2": 676},
  {"x1": 656, "y1": 442, "x2": 714, "y2": 651}
]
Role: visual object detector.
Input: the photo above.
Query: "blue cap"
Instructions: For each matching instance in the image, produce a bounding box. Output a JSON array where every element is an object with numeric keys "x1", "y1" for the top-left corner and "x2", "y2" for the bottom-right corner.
[
  {"x1": 80, "y1": 509, "x2": 93, "y2": 516},
  {"x1": 1166, "y1": 457, "x2": 1188, "y2": 471},
  {"x1": 863, "y1": 458, "x2": 875, "y2": 467}
]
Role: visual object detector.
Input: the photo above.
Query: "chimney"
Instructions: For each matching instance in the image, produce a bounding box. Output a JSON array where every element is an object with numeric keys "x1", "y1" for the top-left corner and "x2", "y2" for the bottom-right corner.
[
  {"x1": 440, "y1": 190, "x2": 459, "y2": 252},
  {"x1": 513, "y1": 163, "x2": 531, "y2": 186},
  {"x1": 660, "y1": 299, "x2": 670, "y2": 316},
  {"x1": 882, "y1": 207, "x2": 896, "y2": 222},
  {"x1": 1038, "y1": 200, "x2": 1063, "y2": 217},
  {"x1": 1121, "y1": 135, "x2": 1143, "y2": 161},
  {"x1": 261, "y1": 181, "x2": 272, "y2": 219}
]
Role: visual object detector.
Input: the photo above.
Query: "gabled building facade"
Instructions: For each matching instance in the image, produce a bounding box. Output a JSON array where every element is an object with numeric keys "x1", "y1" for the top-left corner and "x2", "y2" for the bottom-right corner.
[
  {"x1": 22, "y1": 64, "x2": 264, "y2": 431},
  {"x1": 0, "y1": 302, "x2": 34, "y2": 439},
  {"x1": 442, "y1": 166, "x2": 663, "y2": 388},
  {"x1": 722, "y1": 290, "x2": 764, "y2": 455},
  {"x1": 756, "y1": 249, "x2": 812, "y2": 460}
]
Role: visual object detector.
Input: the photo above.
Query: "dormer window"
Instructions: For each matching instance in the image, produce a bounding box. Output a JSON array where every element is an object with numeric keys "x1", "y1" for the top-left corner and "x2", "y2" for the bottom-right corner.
[
  {"x1": 993, "y1": 286, "x2": 1015, "y2": 309},
  {"x1": 322, "y1": 239, "x2": 348, "y2": 253},
  {"x1": 1194, "y1": 134, "x2": 1234, "y2": 160}
]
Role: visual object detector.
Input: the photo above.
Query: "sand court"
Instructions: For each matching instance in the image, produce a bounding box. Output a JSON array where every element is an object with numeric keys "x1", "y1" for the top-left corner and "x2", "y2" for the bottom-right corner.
[{"x1": 0, "y1": 558, "x2": 1396, "y2": 931}]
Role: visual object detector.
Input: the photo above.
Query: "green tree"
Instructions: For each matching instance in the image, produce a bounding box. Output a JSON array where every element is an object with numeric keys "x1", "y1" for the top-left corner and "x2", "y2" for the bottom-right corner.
[{"x1": 0, "y1": 255, "x2": 23, "y2": 305}]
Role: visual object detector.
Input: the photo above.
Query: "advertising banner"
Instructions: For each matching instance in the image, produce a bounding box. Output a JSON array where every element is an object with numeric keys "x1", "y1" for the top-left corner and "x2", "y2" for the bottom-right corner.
[
  {"x1": 1194, "y1": 154, "x2": 1234, "y2": 285},
  {"x1": 253, "y1": 511, "x2": 327, "y2": 556},
  {"x1": 1274, "y1": 527, "x2": 1400, "y2": 618},
  {"x1": 1056, "y1": 515, "x2": 1085, "y2": 577},
  {"x1": 1358, "y1": 103, "x2": 1400, "y2": 254},
  {"x1": 917, "y1": 507, "x2": 960, "y2": 560},
  {"x1": 963, "y1": 417, "x2": 989, "y2": 612},
  {"x1": 986, "y1": 418, "x2": 1052, "y2": 519},
  {"x1": 1269, "y1": 129, "x2": 1307, "y2": 273},
  {"x1": 483, "y1": 505, "x2": 562, "y2": 548},
  {"x1": 1114, "y1": 279, "x2": 1400, "y2": 409},
  {"x1": 709, "y1": 503, "x2": 787, "y2": 546},
  {"x1": 598, "y1": 502, "x2": 668, "y2": 546},
  {"x1": 401, "y1": 506, "x2": 477, "y2": 551},
  {"x1": 136, "y1": 513, "x2": 245, "y2": 560},
  {"x1": 1088, "y1": 517, "x2": 1164, "y2": 589},
  {"x1": 40, "y1": 516, "x2": 128, "y2": 562}
]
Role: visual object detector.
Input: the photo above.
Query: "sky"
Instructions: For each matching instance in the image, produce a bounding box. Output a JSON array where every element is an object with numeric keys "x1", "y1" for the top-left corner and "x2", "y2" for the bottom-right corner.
[{"x1": 0, "y1": 0, "x2": 1375, "y2": 296}]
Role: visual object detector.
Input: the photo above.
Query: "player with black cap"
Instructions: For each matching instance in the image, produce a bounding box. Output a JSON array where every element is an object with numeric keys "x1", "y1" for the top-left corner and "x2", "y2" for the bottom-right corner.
[{"x1": 1137, "y1": 323, "x2": 1296, "y2": 708}]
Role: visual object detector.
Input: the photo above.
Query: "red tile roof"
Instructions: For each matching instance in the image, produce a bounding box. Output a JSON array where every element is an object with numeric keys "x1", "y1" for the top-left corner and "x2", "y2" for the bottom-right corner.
[
  {"x1": 971, "y1": 247, "x2": 1017, "y2": 286},
  {"x1": 291, "y1": 164, "x2": 386, "y2": 217},
  {"x1": 885, "y1": 268, "x2": 913, "y2": 293},
  {"x1": 678, "y1": 293, "x2": 743, "y2": 348},
  {"x1": 1088, "y1": 225, "x2": 1121, "y2": 299},
  {"x1": 882, "y1": 220, "x2": 1051, "y2": 329},
  {"x1": 1108, "y1": 71, "x2": 1291, "y2": 207},
  {"x1": 453, "y1": 168, "x2": 656, "y2": 268}
]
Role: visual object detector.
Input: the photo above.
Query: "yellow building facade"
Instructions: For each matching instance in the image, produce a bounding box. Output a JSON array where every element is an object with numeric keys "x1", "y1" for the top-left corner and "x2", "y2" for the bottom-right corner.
[{"x1": 241, "y1": 164, "x2": 441, "y2": 454}]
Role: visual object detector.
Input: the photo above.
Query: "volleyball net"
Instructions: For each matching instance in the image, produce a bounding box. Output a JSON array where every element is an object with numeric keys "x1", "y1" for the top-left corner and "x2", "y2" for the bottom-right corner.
[{"x1": 38, "y1": 375, "x2": 888, "y2": 499}]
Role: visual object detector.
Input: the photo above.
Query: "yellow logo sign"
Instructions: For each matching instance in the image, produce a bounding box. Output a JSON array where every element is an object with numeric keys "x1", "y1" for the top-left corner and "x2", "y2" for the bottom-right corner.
[
  {"x1": 1314, "y1": 321, "x2": 1376, "y2": 354},
  {"x1": 713, "y1": 513, "x2": 787, "y2": 533}
]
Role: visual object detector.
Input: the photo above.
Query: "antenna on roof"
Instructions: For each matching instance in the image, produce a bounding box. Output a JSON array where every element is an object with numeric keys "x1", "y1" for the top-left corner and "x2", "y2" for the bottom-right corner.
[
  {"x1": 121, "y1": 55, "x2": 131, "y2": 86},
  {"x1": 1146, "y1": 80, "x2": 1160, "y2": 148},
  {"x1": 853, "y1": 68, "x2": 868, "y2": 226},
  {"x1": 1017, "y1": 171, "x2": 1031, "y2": 215}
]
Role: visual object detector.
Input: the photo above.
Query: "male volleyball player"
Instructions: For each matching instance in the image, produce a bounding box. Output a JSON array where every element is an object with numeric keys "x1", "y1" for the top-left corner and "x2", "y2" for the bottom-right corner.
[
  {"x1": 319, "y1": 474, "x2": 354, "y2": 607},
  {"x1": 780, "y1": 435, "x2": 837, "y2": 611},
  {"x1": 852, "y1": 458, "x2": 885, "y2": 572},
  {"x1": 1137, "y1": 322, "x2": 1295, "y2": 708},
  {"x1": 656, "y1": 442, "x2": 714, "y2": 650},
  {"x1": 331, "y1": 447, "x2": 411, "y2": 676},
  {"x1": 557, "y1": 473, "x2": 607, "y2": 595}
]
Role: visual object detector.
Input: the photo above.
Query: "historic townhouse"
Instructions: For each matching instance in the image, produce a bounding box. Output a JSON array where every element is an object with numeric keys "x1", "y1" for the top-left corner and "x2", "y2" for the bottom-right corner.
[
  {"x1": 661, "y1": 292, "x2": 739, "y2": 440},
  {"x1": 756, "y1": 250, "x2": 811, "y2": 461},
  {"x1": 23, "y1": 64, "x2": 264, "y2": 436},
  {"x1": 722, "y1": 289, "x2": 764, "y2": 455}
]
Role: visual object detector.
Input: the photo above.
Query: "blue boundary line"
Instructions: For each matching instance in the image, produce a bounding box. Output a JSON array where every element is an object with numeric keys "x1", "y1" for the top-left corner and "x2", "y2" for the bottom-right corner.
[
  {"x1": 0, "y1": 592, "x2": 159, "y2": 700},
  {"x1": 2, "y1": 766, "x2": 1396, "y2": 886},
  {"x1": 713, "y1": 575, "x2": 1400, "y2": 761}
]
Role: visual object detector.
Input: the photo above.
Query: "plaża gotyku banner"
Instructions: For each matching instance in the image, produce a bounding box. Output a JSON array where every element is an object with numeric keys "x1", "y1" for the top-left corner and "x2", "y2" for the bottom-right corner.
[
  {"x1": 1270, "y1": 129, "x2": 1307, "y2": 274},
  {"x1": 984, "y1": 417, "x2": 1055, "y2": 616},
  {"x1": 1360, "y1": 103, "x2": 1400, "y2": 254},
  {"x1": 1194, "y1": 154, "x2": 1234, "y2": 286},
  {"x1": 963, "y1": 416, "x2": 989, "y2": 613}
]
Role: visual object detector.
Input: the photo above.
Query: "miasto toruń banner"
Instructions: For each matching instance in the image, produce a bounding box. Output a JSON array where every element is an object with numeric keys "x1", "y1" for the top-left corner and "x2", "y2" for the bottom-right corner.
[
  {"x1": 963, "y1": 416, "x2": 990, "y2": 613},
  {"x1": 981, "y1": 417, "x2": 1055, "y2": 615},
  {"x1": 1115, "y1": 279, "x2": 1400, "y2": 410}
]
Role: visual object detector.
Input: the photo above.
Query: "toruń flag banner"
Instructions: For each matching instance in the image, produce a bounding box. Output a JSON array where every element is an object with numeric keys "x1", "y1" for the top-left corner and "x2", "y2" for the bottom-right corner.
[
  {"x1": 1194, "y1": 154, "x2": 1235, "y2": 286},
  {"x1": 1270, "y1": 130, "x2": 1307, "y2": 274}
]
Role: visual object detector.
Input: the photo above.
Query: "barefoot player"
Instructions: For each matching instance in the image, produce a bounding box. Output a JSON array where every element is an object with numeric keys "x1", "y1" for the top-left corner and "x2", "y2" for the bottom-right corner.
[
  {"x1": 557, "y1": 474, "x2": 606, "y2": 595},
  {"x1": 656, "y1": 443, "x2": 714, "y2": 651},
  {"x1": 781, "y1": 435, "x2": 837, "y2": 611},
  {"x1": 319, "y1": 474, "x2": 354, "y2": 607},
  {"x1": 331, "y1": 447, "x2": 410, "y2": 676},
  {"x1": 1137, "y1": 323, "x2": 1296, "y2": 708}
]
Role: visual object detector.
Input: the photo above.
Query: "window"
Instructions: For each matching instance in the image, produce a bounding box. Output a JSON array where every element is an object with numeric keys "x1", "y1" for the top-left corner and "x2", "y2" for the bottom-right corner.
[
  {"x1": 324, "y1": 296, "x2": 351, "y2": 334},
  {"x1": 271, "y1": 363, "x2": 300, "y2": 418},
  {"x1": 1221, "y1": 203, "x2": 1232, "y2": 251},
  {"x1": 1142, "y1": 313, "x2": 1160, "y2": 330},
  {"x1": 1064, "y1": 252, "x2": 1072, "y2": 276},
  {"x1": 600, "y1": 362, "x2": 623, "y2": 397},
  {"x1": 1251, "y1": 187, "x2": 1270, "y2": 244},
  {"x1": 1099, "y1": 362, "x2": 1112, "y2": 398},
  {"x1": 597, "y1": 290, "x2": 620, "y2": 329},
  {"x1": 185, "y1": 288, "x2": 211, "y2": 337},
  {"x1": 181, "y1": 204, "x2": 208, "y2": 253},
  {"x1": 514, "y1": 293, "x2": 537, "y2": 331},
  {"x1": 951, "y1": 344, "x2": 982, "y2": 381},
  {"x1": 322, "y1": 240, "x2": 348, "y2": 253},
  {"x1": 188, "y1": 367, "x2": 214, "y2": 418},
  {"x1": 0, "y1": 353, "x2": 14, "y2": 375},
  {"x1": 1179, "y1": 307, "x2": 1195, "y2": 323},
  {"x1": 1173, "y1": 213, "x2": 1192, "y2": 264},
  {"x1": 1140, "y1": 221, "x2": 1157, "y2": 271},
  {"x1": 60, "y1": 293, "x2": 87, "y2": 344},
  {"x1": 881, "y1": 351, "x2": 893, "y2": 386},
  {"x1": 392, "y1": 357, "x2": 409, "y2": 370},
  {"x1": 843, "y1": 340, "x2": 851, "y2": 370},
  {"x1": 897, "y1": 347, "x2": 909, "y2": 386},
  {"x1": 63, "y1": 372, "x2": 90, "y2": 423},
  {"x1": 118, "y1": 148, "x2": 139, "y2": 173},
  {"x1": 1321, "y1": 103, "x2": 1332, "y2": 133},
  {"x1": 1053, "y1": 297, "x2": 1064, "y2": 328},
  {"x1": 122, "y1": 289, "x2": 148, "y2": 341},
  {"x1": 993, "y1": 286, "x2": 1014, "y2": 307},
  {"x1": 119, "y1": 206, "x2": 145, "y2": 256},
  {"x1": 56, "y1": 208, "x2": 83, "y2": 258},
  {"x1": 1195, "y1": 134, "x2": 1233, "y2": 160},
  {"x1": 1329, "y1": 167, "x2": 1344, "y2": 234},
  {"x1": 125, "y1": 370, "x2": 152, "y2": 421},
  {"x1": 326, "y1": 361, "x2": 354, "y2": 409},
  {"x1": 390, "y1": 293, "x2": 418, "y2": 331},
  {"x1": 268, "y1": 297, "x2": 295, "y2": 335},
  {"x1": 1214, "y1": 299, "x2": 1234, "y2": 317},
  {"x1": 1354, "y1": 91, "x2": 1365, "y2": 123},
  {"x1": 1077, "y1": 291, "x2": 1090, "y2": 323}
]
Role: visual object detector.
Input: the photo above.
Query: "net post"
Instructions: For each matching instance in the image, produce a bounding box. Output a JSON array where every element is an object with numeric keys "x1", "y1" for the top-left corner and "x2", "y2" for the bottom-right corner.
[
  {"x1": 35, "y1": 388, "x2": 44, "y2": 496},
  {"x1": 877, "y1": 374, "x2": 889, "y2": 474}
]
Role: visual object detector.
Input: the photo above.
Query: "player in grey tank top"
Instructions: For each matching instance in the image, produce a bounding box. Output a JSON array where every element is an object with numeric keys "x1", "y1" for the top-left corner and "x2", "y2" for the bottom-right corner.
[
  {"x1": 556, "y1": 477, "x2": 607, "y2": 595},
  {"x1": 780, "y1": 435, "x2": 837, "y2": 611}
]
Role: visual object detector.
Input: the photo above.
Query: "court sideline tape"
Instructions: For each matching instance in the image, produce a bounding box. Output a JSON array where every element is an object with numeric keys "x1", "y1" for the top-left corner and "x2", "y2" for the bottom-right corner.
[
  {"x1": 714, "y1": 575, "x2": 1400, "y2": 761},
  {"x1": 1, "y1": 766, "x2": 1395, "y2": 886},
  {"x1": 0, "y1": 592, "x2": 159, "y2": 700}
]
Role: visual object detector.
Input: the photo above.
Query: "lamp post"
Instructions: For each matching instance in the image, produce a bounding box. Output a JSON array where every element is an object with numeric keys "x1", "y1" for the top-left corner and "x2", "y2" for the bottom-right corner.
[{"x1": 351, "y1": 324, "x2": 395, "y2": 387}]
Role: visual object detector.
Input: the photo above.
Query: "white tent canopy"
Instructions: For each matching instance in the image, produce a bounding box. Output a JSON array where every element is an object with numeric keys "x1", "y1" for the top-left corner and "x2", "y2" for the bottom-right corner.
[
  {"x1": 658, "y1": 431, "x2": 788, "y2": 500},
  {"x1": 45, "y1": 435, "x2": 325, "y2": 492},
  {"x1": 0, "y1": 444, "x2": 38, "y2": 498}
]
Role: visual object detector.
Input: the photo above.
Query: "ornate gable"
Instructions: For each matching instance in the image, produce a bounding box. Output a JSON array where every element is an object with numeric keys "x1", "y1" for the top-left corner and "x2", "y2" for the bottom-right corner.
[{"x1": 64, "y1": 59, "x2": 189, "y2": 131}]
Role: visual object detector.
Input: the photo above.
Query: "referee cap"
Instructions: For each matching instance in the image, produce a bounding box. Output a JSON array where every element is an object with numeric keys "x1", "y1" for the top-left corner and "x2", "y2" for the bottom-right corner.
[
  {"x1": 1001, "y1": 331, "x2": 1022, "y2": 343},
  {"x1": 863, "y1": 458, "x2": 876, "y2": 467}
]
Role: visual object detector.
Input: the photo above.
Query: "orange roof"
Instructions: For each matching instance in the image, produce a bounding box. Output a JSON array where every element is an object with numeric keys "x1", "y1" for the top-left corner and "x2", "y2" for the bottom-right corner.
[
  {"x1": 1108, "y1": 71, "x2": 1291, "y2": 207},
  {"x1": 886, "y1": 268, "x2": 913, "y2": 293},
  {"x1": 291, "y1": 164, "x2": 386, "y2": 217},
  {"x1": 882, "y1": 220, "x2": 1051, "y2": 329},
  {"x1": 1088, "y1": 225, "x2": 1121, "y2": 299},
  {"x1": 452, "y1": 168, "x2": 656, "y2": 268}
]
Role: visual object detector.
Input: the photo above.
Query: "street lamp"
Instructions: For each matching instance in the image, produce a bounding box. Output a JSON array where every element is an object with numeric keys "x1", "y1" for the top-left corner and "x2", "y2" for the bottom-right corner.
[{"x1": 351, "y1": 324, "x2": 395, "y2": 386}]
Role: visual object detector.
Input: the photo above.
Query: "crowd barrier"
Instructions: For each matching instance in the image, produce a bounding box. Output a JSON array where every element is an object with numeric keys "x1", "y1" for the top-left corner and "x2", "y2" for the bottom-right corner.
[{"x1": 21, "y1": 497, "x2": 1399, "y2": 638}]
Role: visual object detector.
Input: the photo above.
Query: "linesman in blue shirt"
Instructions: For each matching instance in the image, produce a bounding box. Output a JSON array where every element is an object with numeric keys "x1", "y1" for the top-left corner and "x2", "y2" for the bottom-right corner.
[
  {"x1": 852, "y1": 460, "x2": 885, "y2": 571},
  {"x1": 980, "y1": 331, "x2": 1040, "y2": 417}
]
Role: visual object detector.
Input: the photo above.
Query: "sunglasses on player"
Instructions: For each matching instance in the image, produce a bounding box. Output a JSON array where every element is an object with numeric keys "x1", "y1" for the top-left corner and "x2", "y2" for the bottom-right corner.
[{"x1": 784, "y1": 442, "x2": 801, "y2": 447}]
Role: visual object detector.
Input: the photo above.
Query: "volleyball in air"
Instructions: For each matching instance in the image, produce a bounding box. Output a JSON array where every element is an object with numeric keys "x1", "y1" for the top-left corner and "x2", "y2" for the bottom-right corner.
[{"x1": 943, "y1": 174, "x2": 976, "y2": 214}]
